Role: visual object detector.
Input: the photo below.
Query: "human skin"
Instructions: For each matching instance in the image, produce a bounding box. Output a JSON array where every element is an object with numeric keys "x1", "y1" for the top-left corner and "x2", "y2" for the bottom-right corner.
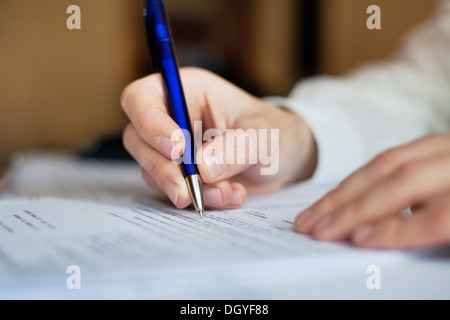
[
  {"x1": 121, "y1": 67, "x2": 317, "y2": 210},
  {"x1": 295, "y1": 133, "x2": 450, "y2": 249},
  {"x1": 122, "y1": 67, "x2": 450, "y2": 250}
]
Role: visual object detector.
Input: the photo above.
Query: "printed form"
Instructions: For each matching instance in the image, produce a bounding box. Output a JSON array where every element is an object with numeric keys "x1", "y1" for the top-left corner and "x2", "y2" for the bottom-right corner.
[{"x1": 0, "y1": 152, "x2": 449, "y2": 299}]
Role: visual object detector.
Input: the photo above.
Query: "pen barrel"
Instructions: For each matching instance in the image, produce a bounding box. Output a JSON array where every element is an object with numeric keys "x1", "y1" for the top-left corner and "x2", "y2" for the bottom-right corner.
[
  {"x1": 158, "y1": 41, "x2": 198, "y2": 177},
  {"x1": 145, "y1": 0, "x2": 199, "y2": 178},
  {"x1": 145, "y1": 0, "x2": 171, "y2": 72}
]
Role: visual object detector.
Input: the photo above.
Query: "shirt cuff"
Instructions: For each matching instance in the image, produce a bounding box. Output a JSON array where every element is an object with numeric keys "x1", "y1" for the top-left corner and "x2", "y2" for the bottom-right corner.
[{"x1": 265, "y1": 96, "x2": 369, "y2": 184}]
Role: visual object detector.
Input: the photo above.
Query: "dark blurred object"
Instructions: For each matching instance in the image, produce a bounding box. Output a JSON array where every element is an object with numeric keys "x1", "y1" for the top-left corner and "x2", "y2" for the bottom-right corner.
[
  {"x1": 0, "y1": 152, "x2": 24, "y2": 194},
  {"x1": 79, "y1": 134, "x2": 135, "y2": 162}
]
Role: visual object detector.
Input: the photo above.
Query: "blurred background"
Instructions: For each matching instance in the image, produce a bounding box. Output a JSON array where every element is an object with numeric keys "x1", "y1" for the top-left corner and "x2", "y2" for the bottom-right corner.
[{"x1": 0, "y1": 0, "x2": 438, "y2": 155}]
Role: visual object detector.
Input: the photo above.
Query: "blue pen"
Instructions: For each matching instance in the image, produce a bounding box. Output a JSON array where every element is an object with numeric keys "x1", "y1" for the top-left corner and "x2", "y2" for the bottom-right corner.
[{"x1": 144, "y1": 0, "x2": 204, "y2": 217}]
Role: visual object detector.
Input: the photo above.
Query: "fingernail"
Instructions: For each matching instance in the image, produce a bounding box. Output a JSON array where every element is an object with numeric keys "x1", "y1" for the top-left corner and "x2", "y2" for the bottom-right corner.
[
  {"x1": 314, "y1": 215, "x2": 332, "y2": 231},
  {"x1": 353, "y1": 225, "x2": 372, "y2": 242},
  {"x1": 157, "y1": 136, "x2": 174, "y2": 158},
  {"x1": 229, "y1": 190, "x2": 242, "y2": 206},
  {"x1": 203, "y1": 151, "x2": 227, "y2": 179},
  {"x1": 295, "y1": 209, "x2": 311, "y2": 225},
  {"x1": 164, "y1": 181, "x2": 180, "y2": 206},
  {"x1": 204, "y1": 186, "x2": 222, "y2": 207}
]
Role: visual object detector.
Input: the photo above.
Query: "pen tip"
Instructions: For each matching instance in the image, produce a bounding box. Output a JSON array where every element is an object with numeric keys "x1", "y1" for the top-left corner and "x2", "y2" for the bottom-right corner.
[{"x1": 199, "y1": 209, "x2": 204, "y2": 218}]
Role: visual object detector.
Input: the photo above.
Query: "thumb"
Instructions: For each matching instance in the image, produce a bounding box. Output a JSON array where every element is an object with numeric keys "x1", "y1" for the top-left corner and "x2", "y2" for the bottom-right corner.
[{"x1": 196, "y1": 128, "x2": 259, "y2": 184}]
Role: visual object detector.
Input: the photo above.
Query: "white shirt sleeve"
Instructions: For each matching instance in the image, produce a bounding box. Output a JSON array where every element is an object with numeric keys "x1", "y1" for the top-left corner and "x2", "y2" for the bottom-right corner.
[{"x1": 266, "y1": 0, "x2": 450, "y2": 184}]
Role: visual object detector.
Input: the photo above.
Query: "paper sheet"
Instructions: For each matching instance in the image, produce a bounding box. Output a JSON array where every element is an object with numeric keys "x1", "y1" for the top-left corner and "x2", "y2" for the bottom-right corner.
[{"x1": 0, "y1": 152, "x2": 449, "y2": 299}]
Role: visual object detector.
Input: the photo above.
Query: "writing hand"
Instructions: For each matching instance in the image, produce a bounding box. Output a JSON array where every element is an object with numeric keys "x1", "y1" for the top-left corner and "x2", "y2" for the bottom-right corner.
[{"x1": 121, "y1": 68, "x2": 317, "y2": 210}]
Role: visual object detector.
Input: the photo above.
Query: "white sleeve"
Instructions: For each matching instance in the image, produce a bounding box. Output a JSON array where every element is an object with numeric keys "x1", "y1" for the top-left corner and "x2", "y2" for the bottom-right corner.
[{"x1": 266, "y1": 1, "x2": 450, "y2": 184}]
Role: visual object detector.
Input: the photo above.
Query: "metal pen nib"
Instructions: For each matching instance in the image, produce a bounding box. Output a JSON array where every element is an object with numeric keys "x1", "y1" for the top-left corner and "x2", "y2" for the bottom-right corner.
[{"x1": 185, "y1": 174, "x2": 205, "y2": 217}]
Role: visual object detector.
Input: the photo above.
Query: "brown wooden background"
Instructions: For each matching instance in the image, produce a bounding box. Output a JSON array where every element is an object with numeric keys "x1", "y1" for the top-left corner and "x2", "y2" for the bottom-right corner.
[{"x1": 0, "y1": 0, "x2": 438, "y2": 153}]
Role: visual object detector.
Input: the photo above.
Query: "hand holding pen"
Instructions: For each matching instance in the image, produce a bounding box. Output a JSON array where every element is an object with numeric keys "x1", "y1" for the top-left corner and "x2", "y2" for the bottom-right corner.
[
  {"x1": 144, "y1": 0, "x2": 205, "y2": 216},
  {"x1": 120, "y1": 1, "x2": 317, "y2": 214}
]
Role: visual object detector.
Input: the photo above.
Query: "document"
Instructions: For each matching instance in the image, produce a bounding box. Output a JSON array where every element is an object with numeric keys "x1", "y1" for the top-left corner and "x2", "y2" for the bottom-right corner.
[{"x1": 0, "y1": 152, "x2": 449, "y2": 299}]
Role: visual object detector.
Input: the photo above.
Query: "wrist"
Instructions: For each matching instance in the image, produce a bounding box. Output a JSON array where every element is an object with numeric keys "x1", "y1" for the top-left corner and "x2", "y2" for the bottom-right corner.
[{"x1": 277, "y1": 107, "x2": 318, "y2": 184}]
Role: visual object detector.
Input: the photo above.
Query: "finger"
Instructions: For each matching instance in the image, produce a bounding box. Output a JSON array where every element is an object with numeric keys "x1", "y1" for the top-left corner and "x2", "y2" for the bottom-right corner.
[
  {"x1": 351, "y1": 197, "x2": 450, "y2": 249},
  {"x1": 144, "y1": 163, "x2": 247, "y2": 209},
  {"x1": 142, "y1": 157, "x2": 247, "y2": 209},
  {"x1": 121, "y1": 74, "x2": 183, "y2": 159},
  {"x1": 196, "y1": 128, "x2": 259, "y2": 184},
  {"x1": 311, "y1": 153, "x2": 450, "y2": 241},
  {"x1": 295, "y1": 134, "x2": 450, "y2": 234},
  {"x1": 142, "y1": 169, "x2": 159, "y2": 190},
  {"x1": 228, "y1": 182, "x2": 247, "y2": 208},
  {"x1": 196, "y1": 113, "x2": 281, "y2": 185},
  {"x1": 123, "y1": 123, "x2": 191, "y2": 208},
  {"x1": 203, "y1": 181, "x2": 247, "y2": 209},
  {"x1": 336, "y1": 134, "x2": 450, "y2": 204},
  {"x1": 228, "y1": 174, "x2": 284, "y2": 195},
  {"x1": 125, "y1": 123, "x2": 247, "y2": 210}
]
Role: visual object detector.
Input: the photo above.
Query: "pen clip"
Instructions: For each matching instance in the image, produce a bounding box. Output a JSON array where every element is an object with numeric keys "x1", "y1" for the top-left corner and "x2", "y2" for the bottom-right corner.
[
  {"x1": 144, "y1": 0, "x2": 170, "y2": 73},
  {"x1": 144, "y1": 8, "x2": 161, "y2": 72}
]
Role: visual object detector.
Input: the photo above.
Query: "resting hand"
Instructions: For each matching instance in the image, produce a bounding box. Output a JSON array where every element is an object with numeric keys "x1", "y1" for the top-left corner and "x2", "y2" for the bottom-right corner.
[{"x1": 295, "y1": 133, "x2": 450, "y2": 249}]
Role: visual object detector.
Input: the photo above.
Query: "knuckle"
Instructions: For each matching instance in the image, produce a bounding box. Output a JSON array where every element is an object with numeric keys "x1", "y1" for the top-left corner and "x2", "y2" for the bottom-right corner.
[
  {"x1": 143, "y1": 157, "x2": 159, "y2": 180},
  {"x1": 373, "y1": 148, "x2": 400, "y2": 173},
  {"x1": 183, "y1": 66, "x2": 209, "y2": 78},
  {"x1": 121, "y1": 76, "x2": 158, "y2": 111},
  {"x1": 395, "y1": 162, "x2": 424, "y2": 183},
  {"x1": 322, "y1": 188, "x2": 340, "y2": 206},
  {"x1": 393, "y1": 162, "x2": 425, "y2": 204},
  {"x1": 141, "y1": 169, "x2": 157, "y2": 189},
  {"x1": 120, "y1": 82, "x2": 137, "y2": 111},
  {"x1": 431, "y1": 203, "x2": 450, "y2": 236},
  {"x1": 135, "y1": 114, "x2": 157, "y2": 143},
  {"x1": 312, "y1": 188, "x2": 340, "y2": 213},
  {"x1": 122, "y1": 124, "x2": 134, "y2": 151},
  {"x1": 344, "y1": 201, "x2": 360, "y2": 217},
  {"x1": 182, "y1": 66, "x2": 203, "y2": 74}
]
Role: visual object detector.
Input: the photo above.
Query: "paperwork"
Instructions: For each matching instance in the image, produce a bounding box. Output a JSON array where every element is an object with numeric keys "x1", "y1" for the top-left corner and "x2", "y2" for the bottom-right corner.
[{"x1": 0, "y1": 152, "x2": 449, "y2": 299}]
